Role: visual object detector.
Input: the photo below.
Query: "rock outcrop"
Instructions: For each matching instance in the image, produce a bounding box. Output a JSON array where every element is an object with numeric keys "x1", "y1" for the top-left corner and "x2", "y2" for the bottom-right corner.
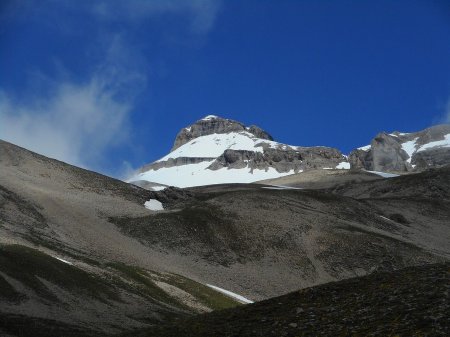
[
  {"x1": 171, "y1": 115, "x2": 273, "y2": 151},
  {"x1": 349, "y1": 124, "x2": 450, "y2": 173}
]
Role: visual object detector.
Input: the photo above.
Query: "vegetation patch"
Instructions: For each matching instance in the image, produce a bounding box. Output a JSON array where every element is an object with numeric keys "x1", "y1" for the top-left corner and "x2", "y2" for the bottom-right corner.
[
  {"x1": 0, "y1": 244, "x2": 118, "y2": 302},
  {"x1": 106, "y1": 262, "x2": 187, "y2": 309},
  {"x1": 162, "y1": 273, "x2": 241, "y2": 310}
]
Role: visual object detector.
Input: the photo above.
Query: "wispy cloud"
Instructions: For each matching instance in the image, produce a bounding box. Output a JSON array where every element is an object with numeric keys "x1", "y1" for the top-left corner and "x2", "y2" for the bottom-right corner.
[
  {"x1": 0, "y1": 35, "x2": 145, "y2": 171},
  {"x1": 91, "y1": 0, "x2": 221, "y2": 34},
  {"x1": 0, "y1": 1, "x2": 221, "y2": 176},
  {"x1": 444, "y1": 97, "x2": 450, "y2": 123}
]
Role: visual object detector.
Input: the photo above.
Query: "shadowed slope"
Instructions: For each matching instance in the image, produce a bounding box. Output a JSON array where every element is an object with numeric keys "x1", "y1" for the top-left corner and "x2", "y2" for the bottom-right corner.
[{"x1": 125, "y1": 263, "x2": 450, "y2": 337}]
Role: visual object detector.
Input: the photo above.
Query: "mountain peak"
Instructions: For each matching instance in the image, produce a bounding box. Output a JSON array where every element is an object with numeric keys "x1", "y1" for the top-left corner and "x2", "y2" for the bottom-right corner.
[{"x1": 172, "y1": 116, "x2": 273, "y2": 151}]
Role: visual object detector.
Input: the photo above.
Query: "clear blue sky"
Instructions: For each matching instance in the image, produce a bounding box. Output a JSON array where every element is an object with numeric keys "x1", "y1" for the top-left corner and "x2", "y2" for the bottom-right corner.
[{"x1": 1, "y1": 0, "x2": 449, "y2": 177}]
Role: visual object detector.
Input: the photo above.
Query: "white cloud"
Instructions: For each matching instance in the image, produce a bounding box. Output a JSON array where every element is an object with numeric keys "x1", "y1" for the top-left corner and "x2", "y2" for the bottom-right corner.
[
  {"x1": 0, "y1": 1, "x2": 221, "y2": 176},
  {"x1": 0, "y1": 77, "x2": 130, "y2": 169},
  {"x1": 0, "y1": 35, "x2": 144, "y2": 171}
]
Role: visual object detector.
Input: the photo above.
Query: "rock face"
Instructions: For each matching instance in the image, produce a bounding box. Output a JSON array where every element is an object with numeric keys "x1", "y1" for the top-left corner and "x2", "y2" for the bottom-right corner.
[
  {"x1": 172, "y1": 115, "x2": 273, "y2": 151},
  {"x1": 131, "y1": 115, "x2": 348, "y2": 188},
  {"x1": 349, "y1": 124, "x2": 450, "y2": 173}
]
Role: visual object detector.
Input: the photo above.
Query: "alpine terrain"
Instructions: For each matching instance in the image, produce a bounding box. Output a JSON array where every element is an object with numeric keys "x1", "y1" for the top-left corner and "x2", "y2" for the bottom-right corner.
[
  {"x1": 128, "y1": 115, "x2": 450, "y2": 188},
  {"x1": 0, "y1": 116, "x2": 449, "y2": 336}
]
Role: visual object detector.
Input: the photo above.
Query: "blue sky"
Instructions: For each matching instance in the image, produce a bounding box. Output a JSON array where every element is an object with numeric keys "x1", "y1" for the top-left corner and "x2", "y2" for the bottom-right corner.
[{"x1": 1, "y1": 0, "x2": 449, "y2": 177}]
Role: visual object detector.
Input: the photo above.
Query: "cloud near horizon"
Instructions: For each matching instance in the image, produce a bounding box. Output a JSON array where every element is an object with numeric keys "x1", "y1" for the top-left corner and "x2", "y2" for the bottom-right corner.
[
  {"x1": 0, "y1": 71, "x2": 133, "y2": 170},
  {"x1": 0, "y1": 1, "x2": 221, "y2": 176},
  {"x1": 0, "y1": 35, "x2": 144, "y2": 172}
]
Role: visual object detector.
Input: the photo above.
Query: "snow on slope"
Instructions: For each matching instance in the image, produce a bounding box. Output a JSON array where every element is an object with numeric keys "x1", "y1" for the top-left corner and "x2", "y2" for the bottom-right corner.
[
  {"x1": 135, "y1": 160, "x2": 295, "y2": 188},
  {"x1": 367, "y1": 170, "x2": 399, "y2": 178},
  {"x1": 417, "y1": 133, "x2": 450, "y2": 152},
  {"x1": 144, "y1": 199, "x2": 164, "y2": 211},
  {"x1": 206, "y1": 284, "x2": 253, "y2": 304},
  {"x1": 401, "y1": 138, "x2": 419, "y2": 164},
  {"x1": 157, "y1": 132, "x2": 295, "y2": 162},
  {"x1": 358, "y1": 144, "x2": 371, "y2": 151}
]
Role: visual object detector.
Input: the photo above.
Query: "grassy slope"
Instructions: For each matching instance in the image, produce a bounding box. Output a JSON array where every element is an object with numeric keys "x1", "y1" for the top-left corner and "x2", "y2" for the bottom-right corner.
[
  {"x1": 0, "y1": 245, "x2": 241, "y2": 337},
  {"x1": 126, "y1": 263, "x2": 450, "y2": 337}
]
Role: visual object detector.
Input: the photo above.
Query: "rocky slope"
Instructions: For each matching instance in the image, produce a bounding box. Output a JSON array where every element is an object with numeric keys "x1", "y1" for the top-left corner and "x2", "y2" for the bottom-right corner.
[
  {"x1": 129, "y1": 115, "x2": 349, "y2": 188},
  {"x1": 0, "y1": 140, "x2": 242, "y2": 336},
  {"x1": 1, "y1": 139, "x2": 449, "y2": 336},
  {"x1": 349, "y1": 124, "x2": 450, "y2": 173},
  {"x1": 130, "y1": 263, "x2": 450, "y2": 337}
]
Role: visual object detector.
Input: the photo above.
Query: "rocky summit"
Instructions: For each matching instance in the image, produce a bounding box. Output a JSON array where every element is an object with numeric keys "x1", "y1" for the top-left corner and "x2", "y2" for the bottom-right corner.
[{"x1": 129, "y1": 115, "x2": 349, "y2": 188}]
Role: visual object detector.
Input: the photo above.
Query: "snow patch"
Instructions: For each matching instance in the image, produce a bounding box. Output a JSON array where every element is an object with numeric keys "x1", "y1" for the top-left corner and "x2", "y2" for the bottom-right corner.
[
  {"x1": 206, "y1": 284, "x2": 253, "y2": 304},
  {"x1": 335, "y1": 162, "x2": 350, "y2": 169},
  {"x1": 201, "y1": 115, "x2": 219, "y2": 121},
  {"x1": 53, "y1": 256, "x2": 73, "y2": 265},
  {"x1": 401, "y1": 138, "x2": 418, "y2": 163},
  {"x1": 417, "y1": 134, "x2": 450, "y2": 152},
  {"x1": 150, "y1": 186, "x2": 167, "y2": 191},
  {"x1": 144, "y1": 199, "x2": 164, "y2": 211},
  {"x1": 358, "y1": 145, "x2": 371, "y2": 151}
]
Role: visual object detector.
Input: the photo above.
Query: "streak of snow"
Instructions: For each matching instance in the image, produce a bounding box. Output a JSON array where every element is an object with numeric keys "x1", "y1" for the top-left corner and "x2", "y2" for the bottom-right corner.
[
  {"x1": 401, "y1": 138, "x2": 418, "y2": 163},
  {"x1": 54, "y1": 256, "x2": 73, "y2": 265},
  {"x1": 206, "y1": 284, "x2": 253, "y2": 304},
  {"x1": 144, "y1": 199, "x2": 164, "y2": 211},
  {"x1": 262, "y1": 185, "x2": 303, "y2": 190},
  {"x1": 367, "y1": 170, "x2": 399, "y2": 178},
  {"x1": 416, "y1": 134, "x2": 450, "y2": 152}
]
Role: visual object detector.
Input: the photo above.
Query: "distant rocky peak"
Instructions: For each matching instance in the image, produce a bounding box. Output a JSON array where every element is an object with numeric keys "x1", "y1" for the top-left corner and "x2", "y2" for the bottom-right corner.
[{"x1": 171, "y1": 115, "x2": 274, "y2": 151}]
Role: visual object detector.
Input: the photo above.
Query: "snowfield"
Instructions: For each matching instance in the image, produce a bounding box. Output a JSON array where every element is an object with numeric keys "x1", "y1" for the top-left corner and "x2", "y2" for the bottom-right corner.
[
  {"x1": 401, "y1": 138, "x2": 419, "y2": 163},
  {"x1": 135, "y1": 160, "x2": 296, "y2": 188},
  {"x1": 416, "y1": 133, "x2": 450, "y2": 152},
  {"x1": 157, "y1": 132, "x2": 298, "y2": 162}
]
